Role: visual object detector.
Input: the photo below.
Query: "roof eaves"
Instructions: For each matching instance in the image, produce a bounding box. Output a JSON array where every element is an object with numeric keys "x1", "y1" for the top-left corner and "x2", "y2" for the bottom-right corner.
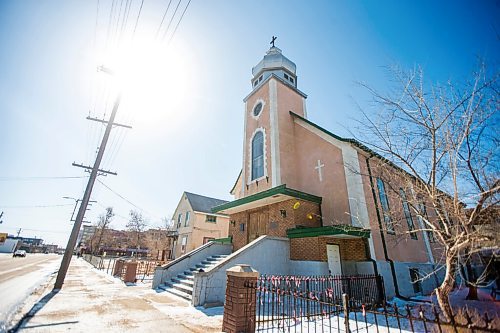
[
  {"x1": 243, "y1": 74, "x2": 307, "y2": 102},
  {"x1": 229, "y1": 170, "x2": 242, "y2": 195},
  {"x1": 212, "y1": 184, "x2": 322, "y2": 213}
]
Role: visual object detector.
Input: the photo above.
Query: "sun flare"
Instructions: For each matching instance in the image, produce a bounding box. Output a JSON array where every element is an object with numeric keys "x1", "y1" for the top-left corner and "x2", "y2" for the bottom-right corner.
[{"x1": 97, "y1": 39, "x2": 191, "y2": 120}]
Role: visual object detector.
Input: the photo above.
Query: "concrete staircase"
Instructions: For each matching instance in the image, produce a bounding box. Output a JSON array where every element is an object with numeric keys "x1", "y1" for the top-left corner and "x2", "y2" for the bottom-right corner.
[{"x1": 157, "y1": 254, "x2": 228, "y2": 301}]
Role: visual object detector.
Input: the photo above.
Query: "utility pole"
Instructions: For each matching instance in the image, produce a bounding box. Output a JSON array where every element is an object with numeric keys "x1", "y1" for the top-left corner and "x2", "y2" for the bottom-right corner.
[{"x1": 55, "y1": 67, "x2": 130, "y2": 289}]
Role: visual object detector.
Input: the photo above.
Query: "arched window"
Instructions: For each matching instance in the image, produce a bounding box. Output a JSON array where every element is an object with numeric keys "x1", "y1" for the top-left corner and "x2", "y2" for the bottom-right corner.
[{"x1": 251, "y1": 131, "x2": 264, "y2": 180}]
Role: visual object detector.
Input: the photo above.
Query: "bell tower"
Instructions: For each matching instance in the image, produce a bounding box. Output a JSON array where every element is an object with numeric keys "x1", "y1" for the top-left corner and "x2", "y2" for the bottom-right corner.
[{"x1": 240, "y1": 40, "x2": 308, "y2": 198}]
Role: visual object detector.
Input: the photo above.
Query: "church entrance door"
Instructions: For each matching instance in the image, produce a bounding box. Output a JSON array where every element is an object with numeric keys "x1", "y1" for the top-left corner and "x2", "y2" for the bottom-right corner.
[{"x1": 248, "y1": 211, "x2": 268, "y2": 242}]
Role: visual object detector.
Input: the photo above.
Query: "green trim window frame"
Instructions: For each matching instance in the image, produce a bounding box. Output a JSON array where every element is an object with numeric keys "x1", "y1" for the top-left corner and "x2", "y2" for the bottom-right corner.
[
  {"x1": 400, "y1": 189, "x2": 417, "y2": 239},
  {"x1": 177, "y1": 213, "x2": 182, "y2": 228},
  {"x1": 376, "y1": 178, "x2": 394, "y2": 233},
  {"x1": 184, "y1": 211, "x2": 190, "y2": 227},
  {"x1": 251, "y1": 131, "x2": 264, "y2": 180},
  {"x1": 205, "y1": 215, "x2": 217, "y2": 223}
]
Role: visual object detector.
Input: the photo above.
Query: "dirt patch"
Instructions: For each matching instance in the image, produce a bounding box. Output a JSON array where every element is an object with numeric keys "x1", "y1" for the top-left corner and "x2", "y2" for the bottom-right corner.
[
  {"x1": 144, "y1": 293, "x2": 185, "y2": 305},
  {"x1": 114, "y1": 318, "x2": 137, "y2": 328},
  {"x1": 114, "y1": 298, "x2": 153, "y2": 311},
  {"x1": 43, "y1": 309, "x2": 77, "y2": 320}
]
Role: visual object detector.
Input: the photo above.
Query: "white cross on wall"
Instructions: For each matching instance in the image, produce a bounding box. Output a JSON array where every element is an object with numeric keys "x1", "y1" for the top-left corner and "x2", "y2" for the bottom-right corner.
[{"x1": 315, "y1": 159, "x2": 325, "y2": 182}]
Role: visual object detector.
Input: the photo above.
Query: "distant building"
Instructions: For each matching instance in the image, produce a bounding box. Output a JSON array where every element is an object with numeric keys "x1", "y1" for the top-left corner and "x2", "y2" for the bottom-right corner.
[
  {"x1": 0, "y1": 235, "x2": 19, "y2": 253},
  {"x1": 171, "y1": 192, "x2": 229, "y2": 258},
  {"x1": 80, "y1": 225, "x2": 96, "y2": 247}
]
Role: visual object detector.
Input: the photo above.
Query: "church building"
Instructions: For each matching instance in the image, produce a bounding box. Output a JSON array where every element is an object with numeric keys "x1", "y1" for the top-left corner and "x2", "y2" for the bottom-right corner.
[
  {"x1": 212, "y1": 44, "x2": 444, "y2": 299},
  {"x1": 154, "y1": 44, "x2": 446, "y2": 305}
]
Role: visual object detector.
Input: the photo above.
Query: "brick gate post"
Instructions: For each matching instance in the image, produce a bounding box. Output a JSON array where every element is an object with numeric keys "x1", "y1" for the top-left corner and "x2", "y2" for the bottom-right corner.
[{"x1": 222, "y1": 265, "x2": 259, "y2": 333}]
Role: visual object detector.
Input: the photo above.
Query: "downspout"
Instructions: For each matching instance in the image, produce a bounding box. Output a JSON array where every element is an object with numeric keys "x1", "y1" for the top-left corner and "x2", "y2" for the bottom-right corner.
[
  {"x1": 363, "y1": 238, "x2": 379, "y2": 276},
  {"x1": 366, "y1": 155, "x2": 410, "y2": 301}
]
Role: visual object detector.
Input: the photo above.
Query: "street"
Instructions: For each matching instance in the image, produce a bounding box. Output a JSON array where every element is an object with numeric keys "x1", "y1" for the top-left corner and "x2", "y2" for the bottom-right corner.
[{"x1": 0, "y1": 253, "x2": 62, "y2": 330}]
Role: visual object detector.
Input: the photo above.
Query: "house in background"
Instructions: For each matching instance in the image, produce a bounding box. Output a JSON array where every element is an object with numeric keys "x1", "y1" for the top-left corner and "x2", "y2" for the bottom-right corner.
[{"x1": 171, "y1": 192, "x2": 229, "y2": 259}]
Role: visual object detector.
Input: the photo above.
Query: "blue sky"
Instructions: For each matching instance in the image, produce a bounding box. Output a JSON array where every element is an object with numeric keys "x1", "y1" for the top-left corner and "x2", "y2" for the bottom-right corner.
[{"x1": 0, "y1": 0, "x2": 498, "y2": 247}]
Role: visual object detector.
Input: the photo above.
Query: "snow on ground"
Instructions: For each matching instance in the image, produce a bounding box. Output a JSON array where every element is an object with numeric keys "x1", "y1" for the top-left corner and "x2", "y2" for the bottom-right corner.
[
  {"x1": 7, "y1": 258, "x2": 223, "y2": 332},
  {"x1": 392, "y1": 286, "x2": 500, "y2": 318},
  {"x1": 0, "y1": 254, "x2": 61, "y2": 332}
]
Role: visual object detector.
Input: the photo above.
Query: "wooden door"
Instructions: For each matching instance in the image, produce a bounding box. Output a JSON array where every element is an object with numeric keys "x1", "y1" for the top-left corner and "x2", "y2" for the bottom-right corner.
[{"x1": 248, "y1": 212, "x2": 268, "y2": 243}]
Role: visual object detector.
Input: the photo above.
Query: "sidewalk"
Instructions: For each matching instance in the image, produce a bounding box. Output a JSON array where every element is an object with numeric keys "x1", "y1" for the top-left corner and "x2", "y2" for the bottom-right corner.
[{"x1": 9, "y1": 258, "x2": 223, "y2": 332}]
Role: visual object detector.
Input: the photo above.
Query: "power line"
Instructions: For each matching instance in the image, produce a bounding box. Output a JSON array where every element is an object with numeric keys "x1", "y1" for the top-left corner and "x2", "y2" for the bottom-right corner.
[
  {"x1": 0, "y1": 176, "x2": 88, "y2": 181},
  {"x1": 96, "y1": 178, "x2": 158, "y2": 218},
  {"x1": 156, "y1": 0, "x2": 173, "y2": 38},
  {"x1": 161, "y1": 0, "x2": 182, "y2": 41},
  {"x1": 2, "y1": 226, "x2": 70, "y2": 234},
  {"x1": 132, "y1": 0, "x2": 144, "y2": 39},
  {"x1": 0, "y1": 204, "x2": 75, "y2": 209},
  {"x1": 168, "y1": 0, "x2": 191, "y2": 44}
]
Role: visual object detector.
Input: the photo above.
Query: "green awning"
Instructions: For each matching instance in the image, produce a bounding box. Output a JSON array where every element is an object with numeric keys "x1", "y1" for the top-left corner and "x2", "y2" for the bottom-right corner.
[
  {"x1": 212, "y1": 184, "x2": 322, "y2": 215},
  {"x1": 286, "y1": 225, "x2": 370, "y2": 239}
]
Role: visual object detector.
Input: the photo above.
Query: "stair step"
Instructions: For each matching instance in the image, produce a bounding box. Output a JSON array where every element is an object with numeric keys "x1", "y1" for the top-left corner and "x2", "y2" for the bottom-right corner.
[
  {"x1": 173, "y1": 277, "x2": 194, "y2": 287},
  {"x1": 211, "y1": 255, "x2": 228, "y2": 259},
  {"x1": 178, "y1": 274, "x2": 194, "y2": 281},
  {"x1": 165, "y1": 281, "x2": 193, "y2": 294},
  {"x1": 157, "y1": 284, "x2": 192, "y2": 301}
]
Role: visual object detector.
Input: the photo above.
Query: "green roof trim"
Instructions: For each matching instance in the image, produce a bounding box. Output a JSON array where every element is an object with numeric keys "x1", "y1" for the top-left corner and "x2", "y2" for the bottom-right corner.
[
  {"x1": 213, "y1": 236, "x2": 232, "y2": 244},
  {"x1": 286, "y1": 225, "x2": 371, "y2": 239},
  {"x1": 289, "y1": 111, "x2": 443, "y2": 191},
  {"x1": 212, "y1": 184, "x2": 322, "y2": 213}
]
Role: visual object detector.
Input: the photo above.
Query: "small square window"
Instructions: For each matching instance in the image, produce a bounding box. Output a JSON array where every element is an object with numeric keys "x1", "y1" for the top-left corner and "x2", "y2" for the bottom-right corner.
[
  {"x1": 284, "y1": 73, "x2": 289, "y2": 80},
  {"x1": 206, "y1": 215, "x2": 217, "y2": 223},
  {"x1": 280, "y1": 209, "x2": 287, "y2": 218},
  {"x1": 290, "y1": 77, "x2": 294, "y2": 83},
  {"x1": 239, "y1": 223, "x2": 245, "y2": 232}
]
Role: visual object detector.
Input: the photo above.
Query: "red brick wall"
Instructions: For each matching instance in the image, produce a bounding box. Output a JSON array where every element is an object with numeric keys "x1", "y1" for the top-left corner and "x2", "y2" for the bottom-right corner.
[
  {"x1": 290, "y1": 236, "x2": 367, "y2": 261},
  {"x1": 228, "y1": 199, "x2": 321, "y2": 251}
]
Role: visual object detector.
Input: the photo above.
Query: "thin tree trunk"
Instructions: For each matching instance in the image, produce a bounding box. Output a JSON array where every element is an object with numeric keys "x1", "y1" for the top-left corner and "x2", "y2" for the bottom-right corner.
[
  {"x1": 436, "y1": 254, "x2": 457, "y2": 319},
  {"x1": 465, "y1": 263, "x2": 478, "y2": 300}
]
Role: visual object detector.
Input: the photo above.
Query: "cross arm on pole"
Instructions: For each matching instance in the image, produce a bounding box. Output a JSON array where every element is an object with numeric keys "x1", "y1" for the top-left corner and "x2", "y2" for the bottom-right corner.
[{"x1": 72, "y1": 163, "x2": 117, "y2": 176}]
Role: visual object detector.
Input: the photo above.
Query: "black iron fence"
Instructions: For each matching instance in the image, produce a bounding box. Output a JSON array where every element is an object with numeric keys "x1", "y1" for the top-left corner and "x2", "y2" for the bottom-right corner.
[
  {"x1": 244, "y1": 274, "x2": 499, "y2": 332},
  {"x1": 82, "y1": 254, "x2": 160, "y2": 282}
]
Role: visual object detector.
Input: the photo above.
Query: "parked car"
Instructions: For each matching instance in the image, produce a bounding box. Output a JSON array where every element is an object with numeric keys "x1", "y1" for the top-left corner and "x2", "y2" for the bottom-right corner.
[{"x1": 13, "y1": 250, "x2": 27, "y2": 257}]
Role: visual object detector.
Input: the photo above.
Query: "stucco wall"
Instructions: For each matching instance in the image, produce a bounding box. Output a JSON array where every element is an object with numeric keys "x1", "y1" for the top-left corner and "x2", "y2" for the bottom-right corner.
[
  {"x1": 152, "y1": 242, "x2": 232, "y2": 289},
  {"x1": 243, "y1": 82, "x2": 273, "y2": 196},
  {"x1": 191, "y1": 236, "x2": 291, "y2": 306},
  {"x1": 359, "y1": 156, "x2": 438, "y2": 264},
  {"x1": 190, "y1": 212, "x2": 229, "y2": 249},
  {"x1": 292, "y1": 123, "x2": 352, "y2": 227}
]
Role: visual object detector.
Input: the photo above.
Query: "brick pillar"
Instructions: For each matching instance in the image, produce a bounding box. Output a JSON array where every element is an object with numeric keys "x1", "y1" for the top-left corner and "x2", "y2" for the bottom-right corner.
[
  {"x1": 124, "y1": 262, "x2": 138, "y2": 283},
  {"x1": 222, "y1": 265, "x2": 259, "y2": 333}
]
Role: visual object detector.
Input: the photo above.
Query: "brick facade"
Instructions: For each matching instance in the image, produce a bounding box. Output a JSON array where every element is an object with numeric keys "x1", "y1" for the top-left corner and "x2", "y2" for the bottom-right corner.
[
  {"x1": 228, "y1": 199, "x2": 321, "y2": 251},
  {"x1": 290, "y1": 236, "x2": 368, "y2": 262}
]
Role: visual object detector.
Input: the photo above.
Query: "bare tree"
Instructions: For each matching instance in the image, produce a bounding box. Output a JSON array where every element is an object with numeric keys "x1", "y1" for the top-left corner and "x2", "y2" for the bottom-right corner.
[
  {"x1": 91, "y1": 207, "x2": 114, "y2": 255},
  {"x1": 356, "y1": 64, "x2": 499, "y2": 317},
  {"x1": 126, "y1": 210, "x2": 148, "y2": 256}
]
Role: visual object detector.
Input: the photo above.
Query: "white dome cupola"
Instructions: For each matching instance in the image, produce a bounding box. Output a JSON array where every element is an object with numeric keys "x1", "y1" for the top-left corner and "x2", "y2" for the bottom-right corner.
[{"x1": 251, "y1": 40, "x2": 297, "y2": 90}]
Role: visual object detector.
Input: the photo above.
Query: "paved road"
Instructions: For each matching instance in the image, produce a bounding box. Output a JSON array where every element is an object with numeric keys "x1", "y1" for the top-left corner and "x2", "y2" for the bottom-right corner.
[{"x1": 0, "y1": 253, "x2": 62, "y2": 330}]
